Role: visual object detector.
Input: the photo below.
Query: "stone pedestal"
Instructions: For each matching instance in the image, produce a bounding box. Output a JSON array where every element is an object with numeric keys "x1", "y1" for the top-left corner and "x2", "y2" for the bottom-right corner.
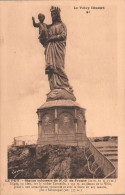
[{"x1": 37, "y1": 100, "x2": 87, "y2": 146}]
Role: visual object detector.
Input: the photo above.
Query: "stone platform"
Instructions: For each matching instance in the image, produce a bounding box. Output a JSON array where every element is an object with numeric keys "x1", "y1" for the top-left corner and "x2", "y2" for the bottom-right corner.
[{"x1": 37, "y1": 100, "x2": 87, "y2": 146}]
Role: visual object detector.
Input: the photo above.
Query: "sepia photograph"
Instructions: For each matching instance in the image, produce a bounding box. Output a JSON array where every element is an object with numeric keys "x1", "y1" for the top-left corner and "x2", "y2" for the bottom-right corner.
[{"x1": 0, "y1": 0, "x2": 125, "y2": 194}]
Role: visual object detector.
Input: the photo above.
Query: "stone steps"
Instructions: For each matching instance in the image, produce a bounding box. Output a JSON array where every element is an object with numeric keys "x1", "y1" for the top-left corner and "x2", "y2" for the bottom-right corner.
[{"x1": 92, "y1": 141, "x2": 118, "y2": 170}]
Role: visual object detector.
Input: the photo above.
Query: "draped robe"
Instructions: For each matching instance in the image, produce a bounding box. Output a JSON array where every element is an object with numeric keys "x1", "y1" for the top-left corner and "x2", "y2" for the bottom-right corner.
[{"x1": 45, "y1": 22, "x2": 73, "y2": 94}]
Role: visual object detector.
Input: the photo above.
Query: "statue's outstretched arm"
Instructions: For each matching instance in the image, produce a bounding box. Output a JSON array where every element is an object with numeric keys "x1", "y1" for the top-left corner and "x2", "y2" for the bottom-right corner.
[{"x1": 32, "y1": 17, "x2": 39, "y2": 28}]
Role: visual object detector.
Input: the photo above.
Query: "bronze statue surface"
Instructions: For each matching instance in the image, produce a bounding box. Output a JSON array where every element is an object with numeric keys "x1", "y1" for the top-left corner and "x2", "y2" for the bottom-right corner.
[{"x1": 32, "y1": 6, "x2": 76, "y2": 101}]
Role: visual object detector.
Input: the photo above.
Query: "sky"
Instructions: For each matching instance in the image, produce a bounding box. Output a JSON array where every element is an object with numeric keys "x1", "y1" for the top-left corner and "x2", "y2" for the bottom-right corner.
[{"x1": 0, "y1": 1, "x2": 120, "y2": 144}]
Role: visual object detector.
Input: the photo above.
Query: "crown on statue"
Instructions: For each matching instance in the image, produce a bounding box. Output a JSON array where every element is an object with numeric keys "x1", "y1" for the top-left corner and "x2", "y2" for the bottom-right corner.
[{"x1": 50, "y1": 6, "x2": 61, "y2": 13}]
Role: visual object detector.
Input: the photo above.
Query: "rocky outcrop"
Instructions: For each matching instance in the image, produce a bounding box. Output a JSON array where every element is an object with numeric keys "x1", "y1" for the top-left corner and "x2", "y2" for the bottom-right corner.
[{"x1": 8, "y1": 144, "x2": 106, "y2": 179}]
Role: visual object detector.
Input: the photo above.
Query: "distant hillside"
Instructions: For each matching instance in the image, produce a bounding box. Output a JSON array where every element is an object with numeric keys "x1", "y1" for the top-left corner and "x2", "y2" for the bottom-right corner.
[
  {"x1": 12, "y1": 135, "x2": 118, "y2": 146},
  {"x1": 89, "y1": 136, "x2": 118, "y2": 142}
]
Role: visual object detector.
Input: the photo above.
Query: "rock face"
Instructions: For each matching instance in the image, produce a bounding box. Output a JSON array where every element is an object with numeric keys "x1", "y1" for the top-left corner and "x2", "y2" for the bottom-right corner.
[{"x1": 8, "y1": 144, "x2": 105, "y2": 179}]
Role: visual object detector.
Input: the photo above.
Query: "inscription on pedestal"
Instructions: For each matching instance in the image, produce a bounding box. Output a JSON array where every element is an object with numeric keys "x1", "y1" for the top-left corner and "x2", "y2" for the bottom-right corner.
[
  {"x1": 58, "y1": 112, "x2": 75, "y2": 134},
  {"x1": 42, "y1": 113, "x2": 54, "y2": 134}
]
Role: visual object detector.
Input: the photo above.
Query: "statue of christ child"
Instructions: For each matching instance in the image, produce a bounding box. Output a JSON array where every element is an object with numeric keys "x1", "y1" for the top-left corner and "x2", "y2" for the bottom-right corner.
[{"x1": 32, "y1": 13, "x2": 48, "y2": 46}]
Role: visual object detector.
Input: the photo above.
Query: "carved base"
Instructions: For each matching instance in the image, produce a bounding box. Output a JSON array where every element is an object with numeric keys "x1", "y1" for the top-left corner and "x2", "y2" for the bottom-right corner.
[{"x1": 37, "y1": 100, "x2": 86, "y2": 146}]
